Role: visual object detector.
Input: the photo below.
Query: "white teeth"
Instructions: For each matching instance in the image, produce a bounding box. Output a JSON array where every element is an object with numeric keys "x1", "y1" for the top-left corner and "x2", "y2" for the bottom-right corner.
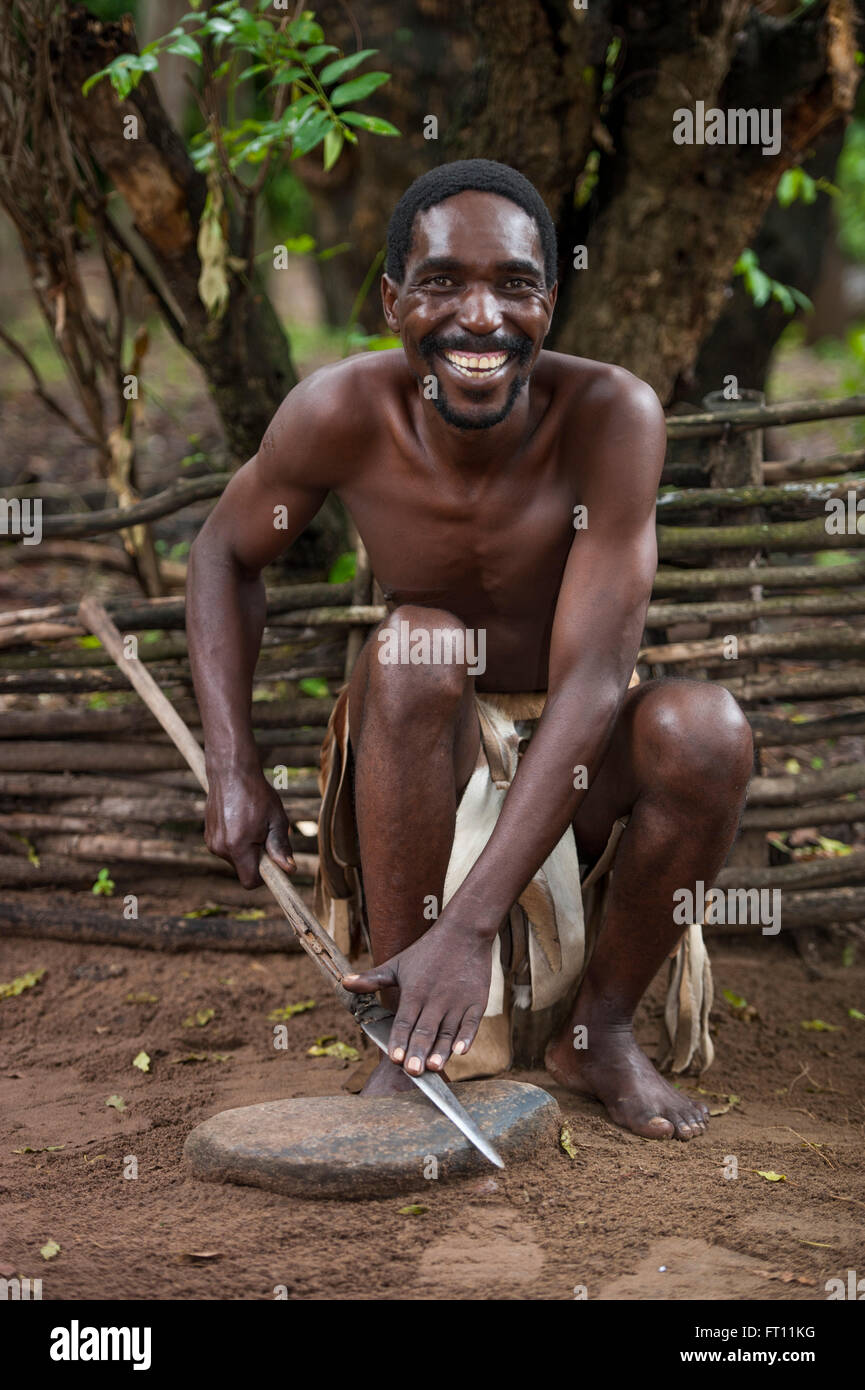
[{"x1": 442, "y1": 350, "x2": 509, "y2": 378}]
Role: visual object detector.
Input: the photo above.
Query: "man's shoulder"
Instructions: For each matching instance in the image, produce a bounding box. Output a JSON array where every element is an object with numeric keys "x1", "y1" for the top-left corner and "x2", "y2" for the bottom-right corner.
[
  {"x1": 541, "y1": 350, "x2": 663, "y2": 422},
  {"x1": 259, "y1": 349, "x2": 408, "y2": 479}
]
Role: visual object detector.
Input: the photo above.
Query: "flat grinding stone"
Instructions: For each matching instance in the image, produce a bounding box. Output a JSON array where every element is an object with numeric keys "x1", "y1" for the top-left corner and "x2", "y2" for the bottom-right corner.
[{"x1": 183, "y1": 1080, "x2": 561, "y2": 1199}]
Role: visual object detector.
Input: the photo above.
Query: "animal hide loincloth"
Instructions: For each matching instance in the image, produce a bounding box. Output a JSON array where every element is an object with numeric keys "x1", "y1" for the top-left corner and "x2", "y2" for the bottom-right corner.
[{"x1": 314, "y1": 679, "x2": 714, "y2": 1081}]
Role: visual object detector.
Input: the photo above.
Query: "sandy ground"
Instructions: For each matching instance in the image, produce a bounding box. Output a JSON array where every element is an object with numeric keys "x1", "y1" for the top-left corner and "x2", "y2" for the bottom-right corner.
[{"x1": 2, "y1": 915, "x2": 863, "y2": 1302}]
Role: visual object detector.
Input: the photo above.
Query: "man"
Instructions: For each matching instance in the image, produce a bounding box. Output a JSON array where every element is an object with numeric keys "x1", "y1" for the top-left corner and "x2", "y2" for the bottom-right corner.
[{"x1": 187, "y1": 159, "x2": 753, "y2": 1141}]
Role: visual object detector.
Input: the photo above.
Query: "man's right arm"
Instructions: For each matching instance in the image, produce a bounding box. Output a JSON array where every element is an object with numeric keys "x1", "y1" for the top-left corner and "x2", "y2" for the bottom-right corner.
[{"x1": 186, "y1": 377, "x2": 332, "y2": 888}]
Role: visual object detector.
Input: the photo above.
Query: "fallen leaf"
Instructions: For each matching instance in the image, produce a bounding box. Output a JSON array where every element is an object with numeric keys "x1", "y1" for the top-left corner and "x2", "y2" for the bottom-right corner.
[
  {"x1": 560, "y1": 1125, "x2": 578, "y2": 1159},
  {"x1": 0, "y1": 968, "x2": 45, "y2": 1001},
  {"x1": 40, "y1": 1240, "x2": 60, "y2": 1260},
  {"x1": 105, "y1": 1094, "x2": 126, "y2": 1112},
  {"x1": 801, "y1": 1019, "x2": 840, "y2": 1032},
  {"x1": 849, "y1": 1008, "x2": 865, "y2": 1021},
  {"x1": 398, "y1": 1204, "x2": 427, "y2": 1215},
  {"x1": 268, "y1": 999, "x2": 316, "y2": 1021},
  {"x1": 132, "y1": 1051, "x2": 150, "y2": 1073},
  {"x1": 170, "y1": 1053, "x2": 208, "y2": 1064},
  {"x1": 183, "y1": 1008, "x2": 215, "y2": 1028},
  {"x1": 179, "y1": 1251, "x2": 222, "y2": 1262},
  {"x1": 12, "y1": 1144, "x2": 65, "y2": 1154},
  {"x1": 755, "y1": 1170, "x2": 787, "y2": 1182},
  {"x1": 307, "y1": 1036, "x2": 360, "y2": 1061},
  {"x1": 233, "y1": 909, "x2": 265, "y2": 921},
  {"x1": 126, "y1": 992, "x2": 158, "y2": 1004},
  {"x1": 182, "y1": 903, "x2": 231, "y2": 919}
]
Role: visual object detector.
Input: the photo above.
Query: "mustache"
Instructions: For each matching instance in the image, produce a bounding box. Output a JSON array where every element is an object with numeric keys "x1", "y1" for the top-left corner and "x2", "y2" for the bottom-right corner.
[{"x1": 420, "y1": 332, "x2": 533, "y2": 363}]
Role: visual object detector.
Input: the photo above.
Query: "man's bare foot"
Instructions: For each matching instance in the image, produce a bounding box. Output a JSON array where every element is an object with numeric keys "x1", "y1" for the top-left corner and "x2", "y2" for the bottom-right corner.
[
  {"x1": 360, "y1": 1055, "x2": 421, "y2": 1097},
  {"x1": 545, "y1": 1022, "x2": 709, "y2": 1141}
]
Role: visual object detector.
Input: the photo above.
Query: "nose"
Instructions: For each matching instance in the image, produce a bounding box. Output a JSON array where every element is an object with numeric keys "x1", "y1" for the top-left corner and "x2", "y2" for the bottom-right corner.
[{"x1": 455, "y1": 283, "x2": 502, "y2": 338}]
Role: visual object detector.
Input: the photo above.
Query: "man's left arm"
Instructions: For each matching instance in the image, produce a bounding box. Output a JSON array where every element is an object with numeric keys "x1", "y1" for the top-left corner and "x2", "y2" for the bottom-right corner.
[{"x1": 344, "y1": 370, "x2": 666, "y2": 1073}]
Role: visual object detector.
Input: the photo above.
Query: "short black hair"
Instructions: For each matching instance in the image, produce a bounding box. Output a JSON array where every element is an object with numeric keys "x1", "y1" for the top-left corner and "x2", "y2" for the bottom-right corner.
[{"x1": 385, "y1": 159, "x2": 558, "y2": 289}]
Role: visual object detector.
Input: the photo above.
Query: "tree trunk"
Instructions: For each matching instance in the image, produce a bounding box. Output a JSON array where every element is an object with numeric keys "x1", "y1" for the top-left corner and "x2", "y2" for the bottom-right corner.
[{"x1": 304, "y1": 0, "x2": 861, "y2": 400}]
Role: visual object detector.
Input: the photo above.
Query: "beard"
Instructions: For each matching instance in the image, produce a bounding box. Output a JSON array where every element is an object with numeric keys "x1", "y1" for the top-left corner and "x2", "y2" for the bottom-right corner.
[
  {"x1": 416, "y1": 331, "x2": 534, "y2": 431},
  {"x1": 431, "y1": 371, "x2": 527, "y2": 430}
]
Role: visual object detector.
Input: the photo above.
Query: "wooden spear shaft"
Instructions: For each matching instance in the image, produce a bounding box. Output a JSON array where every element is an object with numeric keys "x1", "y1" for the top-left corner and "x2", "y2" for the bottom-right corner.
[{"x1": 77, "y1": 595, "x2": 359, "y2": 1008}]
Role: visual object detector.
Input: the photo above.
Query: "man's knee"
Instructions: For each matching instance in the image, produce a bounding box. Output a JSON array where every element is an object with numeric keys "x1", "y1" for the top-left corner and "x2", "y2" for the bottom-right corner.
[
  {"x1": 364, "y1": 604, "x2": 473, "y2": 719},
  {"x1": 636, "y1": 679, "x2": 753, "y2": 803}
]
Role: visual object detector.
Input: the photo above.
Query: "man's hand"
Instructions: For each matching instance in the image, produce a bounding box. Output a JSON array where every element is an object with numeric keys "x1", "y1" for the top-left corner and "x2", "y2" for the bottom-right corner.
[
  {"x1": 204, "y1": 768, "x2": 296, "y2": 889},
  {"x1": 343, "y1": 908, "x2": 495, "y2": 1075}
]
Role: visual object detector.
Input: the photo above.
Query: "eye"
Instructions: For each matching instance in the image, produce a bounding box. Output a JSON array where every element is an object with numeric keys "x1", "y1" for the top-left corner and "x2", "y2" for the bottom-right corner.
[
  {"x1": 427, "y1": 275, "x2": 455, "y2": 287},
  {"x1": 504, "y1": 278, "x2": 533, "y2": 289}
]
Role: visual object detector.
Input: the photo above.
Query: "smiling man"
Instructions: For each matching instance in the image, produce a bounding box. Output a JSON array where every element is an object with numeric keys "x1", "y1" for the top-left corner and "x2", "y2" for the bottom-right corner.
[{"x1": 187, "y1": 159, "x2": 753, "y2": 1141}]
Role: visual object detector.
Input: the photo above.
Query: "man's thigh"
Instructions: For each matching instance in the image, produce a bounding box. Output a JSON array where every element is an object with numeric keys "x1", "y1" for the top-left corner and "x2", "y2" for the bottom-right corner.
[{"x1": 345, "y1": 624, "x2": 482, "y2": 799}]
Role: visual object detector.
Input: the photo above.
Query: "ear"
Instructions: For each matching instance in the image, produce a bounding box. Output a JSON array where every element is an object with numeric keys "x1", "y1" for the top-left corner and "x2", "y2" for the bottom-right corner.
[{"x1": 381, "y1": 274, "x2": 401, "y2": 333}]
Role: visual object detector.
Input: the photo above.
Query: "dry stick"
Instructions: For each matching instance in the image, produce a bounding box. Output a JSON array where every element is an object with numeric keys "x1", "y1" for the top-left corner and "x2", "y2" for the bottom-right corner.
[
  {"x1": 0, "y1": 579, "x2": 353, "y2": 632},
  {"x1": 646, "y1": 587, "x2": 865, "y2": 627},
  {"x1": 76, "y1": 597, "x2": 358, "y2": 1009},
  {"x1": 741, "y1": 800, "x2": 864, "y2": 831},
  {"x1": 0, "y1": 897, "x2": 303, "y2": 953},
  {"x1": 656, "y1": 475, "x2": 865, "y2": 513},
  {"x1": 640, "y1": 622, "x2": 865, "y2": 666},
  {"x1": 665, "y1": 395, "x2": 865, "y2": 439},
  {"x1": 653, "y1": 557, "x2": 865, "y2": 594}
]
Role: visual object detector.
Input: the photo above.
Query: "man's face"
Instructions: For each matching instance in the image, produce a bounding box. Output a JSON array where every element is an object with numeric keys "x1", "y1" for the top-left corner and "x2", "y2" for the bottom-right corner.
[{"x1": 382, "y1": 190, "x2": 557, "y2": 432}]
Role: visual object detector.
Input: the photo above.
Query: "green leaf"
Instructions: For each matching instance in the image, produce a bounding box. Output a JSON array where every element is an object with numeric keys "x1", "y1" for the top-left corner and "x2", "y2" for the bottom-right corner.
[
  {"x1": 801, "y1": 1018, "x2": 840, "y2": 1031},
  {"x1": 106, "y1": 1094, "x2": 127, "y2": 1112},
  {"x1": 40, "y1": 1239, "x2": 61, "y2": 1261},
  {"x1": 722, "y1": 988, "x2": 747, "y2": 1010},
  {"x1": 0, "y1": 968, "x2": 46, "y2": 1001},
  {"x1": 327, "y1": 551, "x2": 357, "y2": 584},
  {"x1": 307, "y1": 1035, "x2": 360, "y2": 1060},
  {"x1": 132, "y1": 1050, "x2": 151, "y2": 1073},
  {"x1": 339, "y1": 111, "x2": 400, "y2": 136},
  {"x1": 166, "y1": 34, "x2": 202, "y2": 62},
  {"x1": 291, "y1": 110, "x2": 331, "y2": 157},
  {"x1": 183, "y1": 1008, "x2": 215, "y2": 1028},
  {"x1": 560, "y1": 1125, "x2": 578, "y2": 1159},
  {"x1": 270, "y1": 66, "x2": 307, "y2": 85},
  {"x1": 233, "y1": 908, "x2": 266, "y2": 921},
  {"x1": 91, "y1": 867, "x2": 115, "y2": 897},
  {"x1": 281, "y1": 233, "x2": 317, "y2": 255},
  {"x1": 126, "y1": 992, "x2": 158, "y2": 1004},
  {"x1": 849, "y1": 1007, "x2": 865, "y2": 1021},
  {"x1": 298, "y1": 677, "x2": 330, "y2": 698},
  {"x1": 329, "y1": 71, "x2": 390, "y2": 107},
  {"x1": 323, "y1": 127, "x2": 344, "y2": 171},
  {"x1": 304, "y1": 44, "x2": 339, "y2": 66},
  {"x1": 398, "y1": 1204, "x2": 427, "y2": 1215},
  {"x1": 319, "y1": 49, "x2": 379, "y2": 85},
  {"x1": 268, "y1": 999, "x2": 316, "y2": 1021},
  {"x1": 755, "y1": 1170, "x2": 786, "y2": 1183}
]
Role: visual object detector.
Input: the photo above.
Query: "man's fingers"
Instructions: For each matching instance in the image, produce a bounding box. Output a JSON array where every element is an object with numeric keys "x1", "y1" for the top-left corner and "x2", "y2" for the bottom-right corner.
[
  {"x1": 425, "y1": 1014, "x2": 462, "y2": 1072},
  {"x1": 342, "y1": 962, "x2": 399, "y2": 995},
  {"x1": 381, "y1": 995, "x2": 421, "y2": 1064},
  {"x1": 452, "y1": 1006, "x2": 485, "y2": 1057},
  {"x1": 403, "y1": 1008, "x2": 445, "y2": 1076},
  {"x1": 264, "y1": 825, "x2": 296, "y2": 875}
]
